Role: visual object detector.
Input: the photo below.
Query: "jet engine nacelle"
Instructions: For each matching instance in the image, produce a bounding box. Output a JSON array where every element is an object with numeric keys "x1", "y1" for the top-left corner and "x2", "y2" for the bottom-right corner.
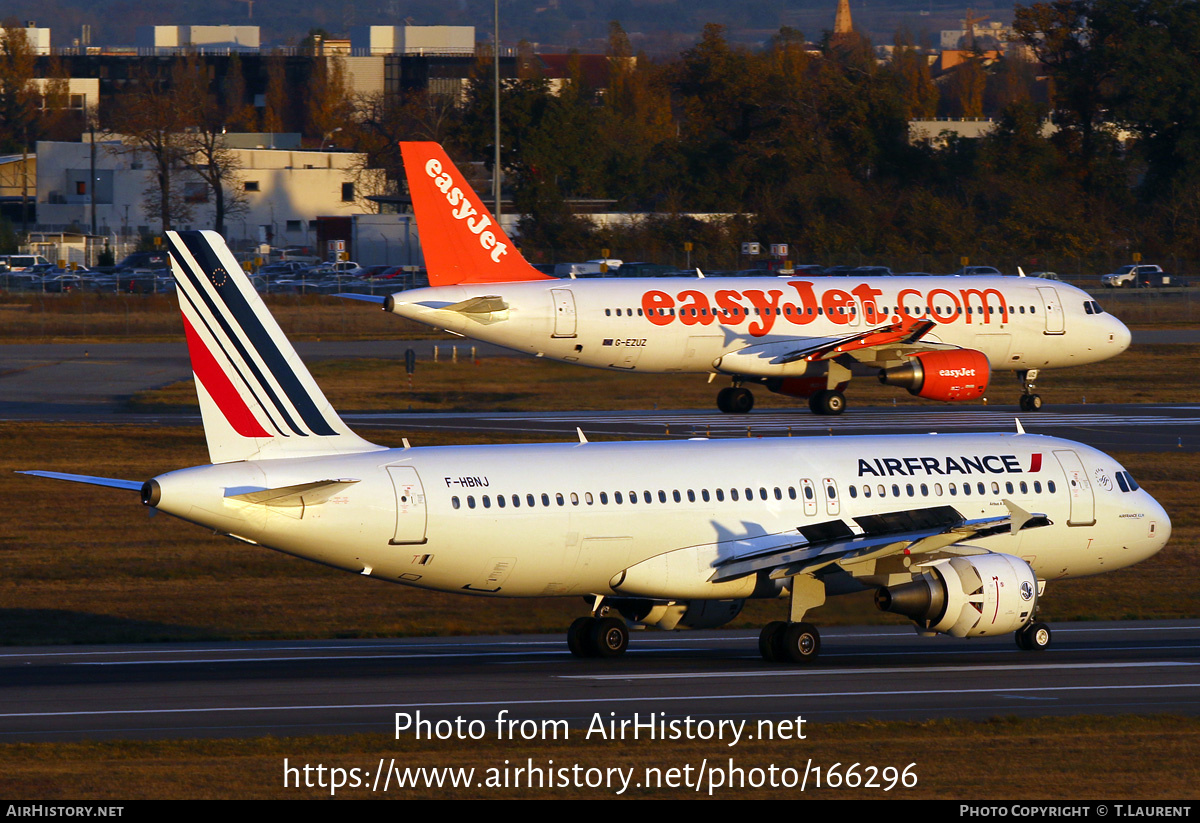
[
  {"x1": 878, "y1": 349, "x2": 990, "y2": 402},
  {"x1": 874, "y1": 554, "x2": 1038, "y2": 638},
  {"x1": 611, "y1": 598, "x2": 745, "y2": 631}
]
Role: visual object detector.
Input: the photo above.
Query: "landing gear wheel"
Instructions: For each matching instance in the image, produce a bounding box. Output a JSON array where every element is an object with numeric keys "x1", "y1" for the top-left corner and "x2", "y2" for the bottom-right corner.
[
  {"x1": 589, "y1": 617, "x2": 629, "y2": 658},
  {"x1": 1016, "y1": 621, "x2": 1051, "y2": 651},
  {"x1": 781, "y1": 622, "x2": 822, "y2": 664},
  {"x1": 716, "y1": 387, "x2": 734, "y2": 413},
  {"x1": 724, "y1": 387, "x2": 754, "y2": 414},
  {"x1": 809, "y1": 390, "x2": 846, "y2": 416},
  {"x1": 1019, "y1": 394, "x2": 1043, "y2": 412},
  {"x1": 758, "y1": 621, "x2": 787, "y2": 662},
  {"x1": 567, "y1": 616, "x2": 596, "y2": 657}
]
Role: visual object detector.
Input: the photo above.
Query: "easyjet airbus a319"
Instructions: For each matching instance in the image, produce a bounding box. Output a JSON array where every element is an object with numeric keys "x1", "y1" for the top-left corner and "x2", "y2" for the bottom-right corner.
[
  {"x1": 347, "y1": 142, "x2": 1130, "y2": 415},
  {"x1": 21, "y1": 231, "x2": 1168, "y2": 662}
]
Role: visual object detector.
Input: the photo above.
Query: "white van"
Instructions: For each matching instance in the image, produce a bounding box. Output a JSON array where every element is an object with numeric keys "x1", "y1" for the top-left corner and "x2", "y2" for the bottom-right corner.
[{"x1": 0, "y1": 254, "x2": 51, "y2": 272}]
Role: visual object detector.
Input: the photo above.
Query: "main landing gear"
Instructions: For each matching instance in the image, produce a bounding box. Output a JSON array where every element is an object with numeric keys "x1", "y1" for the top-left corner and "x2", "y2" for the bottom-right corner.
[
  {"x1": 759, "y1": 573, "x2": 826, "y2": 663},
  {"x1": 1015, "y1": 621, "x2": 1051, "y2": 651},
  {"x1": 568, "y1": 614, "x2": 630, "y2": 658},
  {"x1": 717, "y1": 386, "x2": 755, "y2": 414},
  {"x1": 715, "y1": 384, "x2": 846, "y2": 415},
  {"x1": 1017, "y1": 369, "x2": 1043, "y2": 412},
  {"x1": 758, "y1": 621, "x2": 822, "y2": 664},
  {"x1": 808, "y1": 389, "x2": 846, "y2": 416}
]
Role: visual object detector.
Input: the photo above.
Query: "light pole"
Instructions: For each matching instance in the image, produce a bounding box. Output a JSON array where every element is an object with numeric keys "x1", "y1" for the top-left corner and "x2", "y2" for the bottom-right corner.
[
  {"x1": 322, "y1": 127, "x2": 343, "y2": 150},
  {"x1": 493, "y1": 0, "x2": 501, "y2": 222}
]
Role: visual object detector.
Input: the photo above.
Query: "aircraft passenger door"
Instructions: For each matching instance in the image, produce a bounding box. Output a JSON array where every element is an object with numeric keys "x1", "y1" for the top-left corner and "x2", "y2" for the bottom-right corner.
[
  {"x1": 1037, "y1": 287, "x2": 1065, "y2": 335},
  {"x1": 845, "y1": 300, "x2": 861, "y2": 328},
  {"x1": 800, "y1": 479, "x2": 817, "y2": 517},
  {"x1": 551, "y1": 288, "x2": 577, "y2": 338},
  {"x1": 1053, "y1": 450, "x2": 1096, "y2": 527},
  {"x1": 387, "y1": 466, "x2": 428, "y2": 544},
  {"x1": 822, "y1": 477, "x2": 840, "y2": 516}
]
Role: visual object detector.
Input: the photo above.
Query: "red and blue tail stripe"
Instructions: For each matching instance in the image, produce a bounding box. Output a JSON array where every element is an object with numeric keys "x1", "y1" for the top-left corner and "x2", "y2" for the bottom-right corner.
[{"x1": 166, "y1": 230, "x2": 380, "y2": 463}]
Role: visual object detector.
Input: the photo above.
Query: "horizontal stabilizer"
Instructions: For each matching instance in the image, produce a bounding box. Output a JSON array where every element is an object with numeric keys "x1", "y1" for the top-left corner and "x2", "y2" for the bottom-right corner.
[
  {"x1": 16, "y1": 471, "x2": 142, "y2": 491},
  {"x1": 225, "y1": 478, "x2": 360, "y2": 507},
  {"x1": 445, "y1": 295, "x2": 508, "y2": 315}
]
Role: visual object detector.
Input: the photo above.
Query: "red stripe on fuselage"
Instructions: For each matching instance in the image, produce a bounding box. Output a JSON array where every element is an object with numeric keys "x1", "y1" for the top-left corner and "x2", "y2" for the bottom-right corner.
[
  {"x1": 1030, "y1": 453, "x2": 1042, "y2": 472},
  {"x1": 182, "y1": 314, "x2": 271, "y2": 438}
]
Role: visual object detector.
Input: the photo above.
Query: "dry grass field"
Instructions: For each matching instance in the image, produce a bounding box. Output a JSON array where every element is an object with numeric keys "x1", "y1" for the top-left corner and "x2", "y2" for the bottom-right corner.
[{"x1": 3, "y1": 716, "x2": 1197, "y2": 799}]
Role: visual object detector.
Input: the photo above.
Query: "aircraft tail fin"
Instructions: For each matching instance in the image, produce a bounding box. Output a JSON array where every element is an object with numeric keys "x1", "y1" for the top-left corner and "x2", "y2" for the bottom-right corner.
[
  {"x1": 166, "y1": 230, "x2": 383, "y2": 464},
  {"x1": 400, "y1": 142, "x2": 554, "y2": 287}
]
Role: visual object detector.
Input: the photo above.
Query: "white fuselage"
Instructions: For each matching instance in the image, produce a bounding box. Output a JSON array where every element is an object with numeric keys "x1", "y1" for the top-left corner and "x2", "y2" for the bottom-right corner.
[
  {"x1": 150, "y1": 432, "x2": 1167, "y2": 601},
  {"x1": 389, "y1": 276, "x2": 1130, "y2": 376}
]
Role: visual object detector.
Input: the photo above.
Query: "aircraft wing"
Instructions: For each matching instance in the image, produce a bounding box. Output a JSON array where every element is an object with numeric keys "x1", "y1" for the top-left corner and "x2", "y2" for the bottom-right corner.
[
  {"x1": 709, "y1": 501, "x2": 1048, "y2": 583},
  {"x1": 776, "y1": 317, "x2": 937, "y2": 364}
]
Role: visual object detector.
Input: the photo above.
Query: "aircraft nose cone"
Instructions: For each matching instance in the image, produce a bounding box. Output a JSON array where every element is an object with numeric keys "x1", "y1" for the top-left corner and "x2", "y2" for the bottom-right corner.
[
  {"x1": 1111, "y1": 316, "x2": 1132, "y2": 353},
  {"x1": 1151, "y1": 495, "x2": 1172, "y2": 550}
]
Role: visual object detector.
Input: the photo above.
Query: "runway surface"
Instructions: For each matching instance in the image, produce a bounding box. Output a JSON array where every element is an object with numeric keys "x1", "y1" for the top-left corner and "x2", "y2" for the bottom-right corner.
[
  {"x1": 3, "y1": 338, "x2": 1199, "y2": 452},
  {"x1": 1, "y1": 621, "x2": 1196, "y2": 742}
]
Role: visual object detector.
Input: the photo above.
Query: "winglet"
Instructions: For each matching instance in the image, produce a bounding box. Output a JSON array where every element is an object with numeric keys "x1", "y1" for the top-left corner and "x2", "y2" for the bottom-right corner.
[
  {"x1": 576, "y1": 427, "x2": 588, "y2": 444},
  {"x1": 400, "y1": 142, "x2": 554, "y2": 287},
  {"x1": 1015, "y1": 418, "x2": 1026, "y2": 435}
]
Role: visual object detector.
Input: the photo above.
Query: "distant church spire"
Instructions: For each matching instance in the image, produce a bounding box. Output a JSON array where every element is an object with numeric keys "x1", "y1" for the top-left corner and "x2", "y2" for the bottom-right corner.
[{"x1": 834, "y1": 0, "x2": 853, "y2": 34}]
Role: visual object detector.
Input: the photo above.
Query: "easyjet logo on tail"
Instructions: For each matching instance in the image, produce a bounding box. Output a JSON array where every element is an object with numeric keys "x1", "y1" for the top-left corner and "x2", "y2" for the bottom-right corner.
[{"x1": 424, "y1": 158, "x2": 508, "y2": 264}]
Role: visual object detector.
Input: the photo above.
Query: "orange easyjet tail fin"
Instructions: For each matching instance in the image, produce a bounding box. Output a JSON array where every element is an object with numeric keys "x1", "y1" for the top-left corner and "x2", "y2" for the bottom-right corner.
[{"x1": 401, "y1": 142, "x2": 554, "y2": 287}]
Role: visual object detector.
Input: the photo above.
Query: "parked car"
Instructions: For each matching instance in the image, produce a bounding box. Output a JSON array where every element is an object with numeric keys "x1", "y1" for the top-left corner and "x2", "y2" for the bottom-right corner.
[
  {"x1": 0, "y1": 254, "x2": 52, "y2": 272},
  {"x1": 952, "y1": 265, "x2": 1003, "y2": 276},
  {"x1": 1029, "y1": 271, "x2": 1061, "y2": 280},
  {"x1": 1101, "y1": 264, "x2": 1166, "y2": 288}
]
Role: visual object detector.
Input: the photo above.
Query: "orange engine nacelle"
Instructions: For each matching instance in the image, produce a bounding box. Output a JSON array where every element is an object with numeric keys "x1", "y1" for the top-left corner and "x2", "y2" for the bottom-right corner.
[{"x1": 878, "y1": 349, "x2": 990, "y2": 402}]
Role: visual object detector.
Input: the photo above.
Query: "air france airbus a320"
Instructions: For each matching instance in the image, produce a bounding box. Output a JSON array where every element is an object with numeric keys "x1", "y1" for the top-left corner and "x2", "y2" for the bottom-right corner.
[
  {"x1": 22, "y1": 231, "x2": 1168, "y2": 662},
  {"x1": 349, "y1": 142, "x2": 1130, "y2": 415}
]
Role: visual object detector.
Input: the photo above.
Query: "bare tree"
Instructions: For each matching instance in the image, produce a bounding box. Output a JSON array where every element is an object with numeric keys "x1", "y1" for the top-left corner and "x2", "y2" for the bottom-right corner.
[
  {"x1": 179, "y1": 62, "x2": 247, "y2": 237},
  {"x1": 111, "y1": 59, "x2": 199, "y2": 232}
]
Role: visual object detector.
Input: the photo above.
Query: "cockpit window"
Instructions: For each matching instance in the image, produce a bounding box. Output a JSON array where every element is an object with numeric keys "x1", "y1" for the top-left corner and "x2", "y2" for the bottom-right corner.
[
  {"x1": 1083, "y1": 300, "x2": 1105, "y2": 315},
  {"x1": 1117, "y1": 470, "x2": 1140, "y2": 492}
]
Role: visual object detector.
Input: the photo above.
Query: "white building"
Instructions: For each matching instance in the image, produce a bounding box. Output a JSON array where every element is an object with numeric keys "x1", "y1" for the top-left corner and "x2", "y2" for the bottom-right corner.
[
  {"x1": 2, "y1": 25, "x2": 51, "y2": 55},
  {"x1": 35, "y1": 136, "x2": 384, "y2": 249},
  {"x1": 135, "y1": 25, "x2": 260, "y2": 51},
  {"x1": 349, "y1": 25, "x2": 474, "y2": 55}
]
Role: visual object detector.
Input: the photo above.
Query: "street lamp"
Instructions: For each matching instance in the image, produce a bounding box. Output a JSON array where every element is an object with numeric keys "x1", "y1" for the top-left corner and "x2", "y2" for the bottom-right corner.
[{"x1": 322, "y1": 127, "x2": 343, "y2": 150}]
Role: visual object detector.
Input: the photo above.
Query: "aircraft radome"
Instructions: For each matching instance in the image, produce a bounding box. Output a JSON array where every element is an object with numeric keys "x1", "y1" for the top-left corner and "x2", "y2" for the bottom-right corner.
[
  {"x1": 21, "y1": 231, "x2": 1169, "y2": 662},
  {"x1": 344, "y1": 142, "x2": 1131, "y2": 416}
]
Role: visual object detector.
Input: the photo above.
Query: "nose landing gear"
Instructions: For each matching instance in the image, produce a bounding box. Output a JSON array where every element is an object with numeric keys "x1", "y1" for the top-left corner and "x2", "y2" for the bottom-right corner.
[{"x1": 1017, "y1": 370, "x2": 1043, "y2": 412}]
